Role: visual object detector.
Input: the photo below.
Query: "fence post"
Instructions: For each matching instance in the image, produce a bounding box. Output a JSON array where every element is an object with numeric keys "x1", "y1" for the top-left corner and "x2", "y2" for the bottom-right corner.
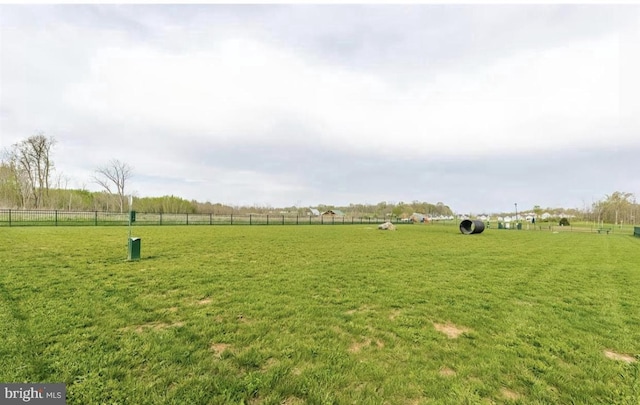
[
  {"x1": 250, "y1": 214, "x2": 252, "y2": 225},
  {"x1": 94, "y1": 211, "x2": 98, "y2": 226},
  {"x1": 186, "y1": 213, "x2": 189, "y2": 225},
  {"x1": 297, "y1": 215, "x2": 299, "y2": 225},
  {"x1": 210, "y1": 213, "x2": 212, "y2": 225},
  {"x1": 282, "y1": 215, "x2": 284, "y2": 225},
  {"x1": 267, "y1": 215, "x2": 269, "y2": 225},
  {"x1": 8, "y1": 209, "x2": 11, "y2": 227},
  {"x1": 55, "y1": 210, "x2": 58, "y2": 226},
  {"x1": 160, "y1": 212, "x2": 163, "y2": 225},
  {"x1": 231, "y1": 214, "x2": 233, "y2": 225}
]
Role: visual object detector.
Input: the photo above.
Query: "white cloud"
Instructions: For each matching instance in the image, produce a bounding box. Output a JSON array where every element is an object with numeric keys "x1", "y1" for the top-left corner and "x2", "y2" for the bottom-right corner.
[{"x1": 59, "y1": 30, "x2": 625, "y2": 161}]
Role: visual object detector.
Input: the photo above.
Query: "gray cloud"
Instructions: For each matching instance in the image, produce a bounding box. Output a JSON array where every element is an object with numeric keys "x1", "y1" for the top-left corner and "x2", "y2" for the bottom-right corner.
[{"x1": 2, "y1": 4, "x2": 639, "y2": 213}]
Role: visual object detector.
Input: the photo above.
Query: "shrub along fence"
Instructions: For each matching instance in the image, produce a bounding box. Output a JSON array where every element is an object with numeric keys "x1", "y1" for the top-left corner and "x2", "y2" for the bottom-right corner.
[{"x1": 0, "y1": 209, "x2": 402, "y2": 227}]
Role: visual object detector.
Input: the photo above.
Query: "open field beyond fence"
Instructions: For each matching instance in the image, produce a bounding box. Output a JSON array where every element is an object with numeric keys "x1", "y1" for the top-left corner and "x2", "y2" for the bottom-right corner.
[{"x1": 1, "y1": 224, "x2": 639, "y2": 404}]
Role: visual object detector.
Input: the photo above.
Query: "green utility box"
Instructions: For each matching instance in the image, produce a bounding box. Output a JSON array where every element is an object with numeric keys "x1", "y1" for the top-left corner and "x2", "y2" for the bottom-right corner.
[
  {"x1": 517, "y1": 223, "x2": 522, "y2": 230},
  {"x1": 498, "y1": 222, "x2": 504, "y2": 229},
  {"x1": 128, "y1": 237, "x2": 141, "y2": 261},
  {"x1": 130, "y1": 210, "x2": 136, "y2": 223}
]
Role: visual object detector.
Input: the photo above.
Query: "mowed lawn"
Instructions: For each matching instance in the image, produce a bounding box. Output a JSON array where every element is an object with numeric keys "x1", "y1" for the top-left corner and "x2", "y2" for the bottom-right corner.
[{"x1": 0, "y1": 224, "x2": 639, "y2": 404}]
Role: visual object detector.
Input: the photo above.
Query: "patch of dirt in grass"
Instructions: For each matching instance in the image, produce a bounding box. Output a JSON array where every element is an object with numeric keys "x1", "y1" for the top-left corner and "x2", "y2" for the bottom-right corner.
[
  {"x1": 167, "y1": 307, "x2": 178, "y2": 312},
  {"x1": 389, "y1": 309, "x2": 401, "y2": 320},
  {"x1": 197, "y1": 298, "x2": 212, "y2": 305},
  {"x1": 439, "y1": 367, "x2": 456, "y2": 376},
  {"x1": 433, "y1": 322, "x2": 471, "y2": 339},
  {"x1": 210, "y1": 343, "x2": 232, "y2": 357},
  {"x1": 348, "y1": 338, "x2": 384, "y2": 353},
  {"x1": 500, "y1": 388, "x2": 521, "y2": 401},
  {"x1": 345, "y1": 305, "x2": 372, "y2": 315},
  {"x1": 349, "y1": 339, "x2": 371, "y2": 353},
  {"x1": 604, "y1": 350, "x2": 637, "y2": 363},
  {"x1": 125, "y1": 321, "x2": 184, "y2": 333}
]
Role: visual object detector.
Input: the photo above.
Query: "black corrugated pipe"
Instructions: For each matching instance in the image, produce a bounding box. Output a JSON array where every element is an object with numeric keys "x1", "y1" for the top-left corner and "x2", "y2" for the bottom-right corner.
[{"x1": 459, "y1": 219, "x2": 485, "y2": 234}]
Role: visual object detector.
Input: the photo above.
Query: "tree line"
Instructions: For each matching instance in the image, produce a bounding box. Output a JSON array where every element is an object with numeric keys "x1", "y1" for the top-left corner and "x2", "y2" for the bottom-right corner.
[{"x1": 1, "y1": 134, "x2": 637, "y2": 223}]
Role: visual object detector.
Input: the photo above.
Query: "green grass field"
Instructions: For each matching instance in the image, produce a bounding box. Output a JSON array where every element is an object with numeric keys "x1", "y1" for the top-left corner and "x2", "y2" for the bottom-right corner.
[{"x1": 1, "y1": 225, "x2": 639, "y2": 404}]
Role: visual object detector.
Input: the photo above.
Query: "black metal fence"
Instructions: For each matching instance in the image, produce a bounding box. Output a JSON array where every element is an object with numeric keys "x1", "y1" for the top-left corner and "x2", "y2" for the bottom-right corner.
[{"x1": 0, "y1": 209, "x2": 402, "y2": 227}]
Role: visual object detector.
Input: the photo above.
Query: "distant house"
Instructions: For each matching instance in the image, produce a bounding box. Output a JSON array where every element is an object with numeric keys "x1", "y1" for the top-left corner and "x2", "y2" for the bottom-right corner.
[
  {"x1": 309, "y1": 208, "x2": 320, "y2": 216},
  {"x1": 322, "y1": 209, "x2": 346, "y2": 217}
]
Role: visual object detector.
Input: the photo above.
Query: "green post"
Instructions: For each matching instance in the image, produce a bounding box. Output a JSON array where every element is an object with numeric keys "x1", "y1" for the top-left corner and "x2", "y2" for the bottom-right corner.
[
  {"x1": 128, "y1": 237, "x2": 141, "y2": 261},
  {"x1": 127, "y1": 195, "x2": 141, "y2": 261}
]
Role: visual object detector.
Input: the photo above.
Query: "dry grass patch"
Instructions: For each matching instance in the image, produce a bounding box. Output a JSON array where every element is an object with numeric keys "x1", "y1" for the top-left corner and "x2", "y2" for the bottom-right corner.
[
  {"x1": 348, "y1": 338, "x2": 384, "y2": 353},
  {"x1": 604, "y1": 350, "x2": 637, "y2": 363},
  {"x1": 122, "y1": 321, "x2": 184, "y2": 333},
  {"x1": 197, "y1": 298, "x2": 212, "y2": 305},
  {"x1": 261, "y1": 358, "x2": 278, "y2": 371},
  {"x1": 345, "y1": 305, "x2": 373, "y2": 316},
  {"x1": 500, "y1": 388, "x2": 521, "y2": 401},
  {"x1": 439, "y1": 367, "x2": 456, "y2": 377},
  {"x1": 349, "y1": 338, "x2": 371, "y2": 353},
  {"x1": 433, "y1": 322, "x2": 471, "y2": 339},
  {"x1": 210, "y1": 343, "x2": 232, "y2": 357},
  {"x1": 388, "y1": 309, "x2": 401, "y2": 320}
]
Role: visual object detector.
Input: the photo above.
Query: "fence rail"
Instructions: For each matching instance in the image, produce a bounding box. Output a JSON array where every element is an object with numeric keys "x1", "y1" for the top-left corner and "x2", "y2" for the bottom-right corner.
[{"x1": 0, "y1": 209, "x2": 403, "y2": 227}]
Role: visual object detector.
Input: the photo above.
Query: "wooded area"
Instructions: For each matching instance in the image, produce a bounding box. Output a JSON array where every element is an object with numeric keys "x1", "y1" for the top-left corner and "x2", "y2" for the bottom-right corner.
[{"x1": 1, "y1": 134, "x2": 637, "y2": 223}]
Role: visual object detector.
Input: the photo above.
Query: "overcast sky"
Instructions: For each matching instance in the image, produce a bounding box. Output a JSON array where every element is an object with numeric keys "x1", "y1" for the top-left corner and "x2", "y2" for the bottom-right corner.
[{"x1": 1, "y1": 4, "x2": 639, "y2": 214}]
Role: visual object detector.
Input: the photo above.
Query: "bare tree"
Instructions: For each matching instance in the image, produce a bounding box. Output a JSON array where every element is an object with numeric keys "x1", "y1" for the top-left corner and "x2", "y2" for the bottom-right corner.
[
  {"x1": 93, "y1": 159, "x2": 133, "y2": 213},
  {"x1": 8, "y1": 134, "x2": 56, "y2": 208}
]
